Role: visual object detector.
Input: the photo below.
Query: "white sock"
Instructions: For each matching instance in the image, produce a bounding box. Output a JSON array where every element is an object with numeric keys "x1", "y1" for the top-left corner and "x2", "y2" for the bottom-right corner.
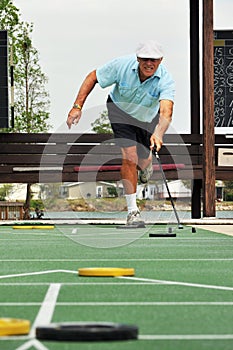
[{"x1": 125, "y1": 193, "x2": 138, "y2": 213}]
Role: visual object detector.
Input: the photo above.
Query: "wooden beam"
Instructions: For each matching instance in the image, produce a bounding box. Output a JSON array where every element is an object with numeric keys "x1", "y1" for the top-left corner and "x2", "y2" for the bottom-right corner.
[{"x1": 202, "y1": 0, "x2": 216, "y2": 217}]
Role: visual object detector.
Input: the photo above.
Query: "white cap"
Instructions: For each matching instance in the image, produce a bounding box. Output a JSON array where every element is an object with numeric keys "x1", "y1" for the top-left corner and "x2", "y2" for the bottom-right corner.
[{"x1": 136, "y1": 40, "x2": 164, "y2": 59}]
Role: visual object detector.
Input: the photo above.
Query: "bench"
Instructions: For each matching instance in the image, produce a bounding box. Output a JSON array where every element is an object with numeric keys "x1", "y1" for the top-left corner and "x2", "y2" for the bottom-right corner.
[{"x1": 0, "y1": 133, "x2": 232, "y2": 217}]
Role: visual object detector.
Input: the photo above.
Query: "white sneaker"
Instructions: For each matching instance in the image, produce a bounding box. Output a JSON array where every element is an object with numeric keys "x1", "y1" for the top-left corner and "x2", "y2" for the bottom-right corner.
[
  {"x1": 126, "y1": 210, "x2": 145, "y2": 226},
  {"x1": 139, "y1": 161, "x2": 153, "y2": 184}
]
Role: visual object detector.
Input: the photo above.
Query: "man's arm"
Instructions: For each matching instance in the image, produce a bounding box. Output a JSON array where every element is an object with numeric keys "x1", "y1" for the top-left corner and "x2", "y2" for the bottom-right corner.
[
  {"x1": 67, "y1": 70, "x2": 98, "y2": 129},
  {"x1": 150, "y1": 99, "x2": 174, "y2": 152}
]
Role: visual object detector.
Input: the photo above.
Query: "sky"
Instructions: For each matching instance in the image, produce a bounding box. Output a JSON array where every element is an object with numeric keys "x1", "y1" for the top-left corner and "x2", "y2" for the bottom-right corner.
[{"x1": 12, "y1": 0, "x2": 233, "y2": 134}]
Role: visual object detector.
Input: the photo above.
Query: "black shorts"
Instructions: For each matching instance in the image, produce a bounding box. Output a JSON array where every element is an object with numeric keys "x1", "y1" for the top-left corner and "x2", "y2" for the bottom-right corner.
[{"x1": 107, "y1": 96, "x2": 159, "y2": 159}]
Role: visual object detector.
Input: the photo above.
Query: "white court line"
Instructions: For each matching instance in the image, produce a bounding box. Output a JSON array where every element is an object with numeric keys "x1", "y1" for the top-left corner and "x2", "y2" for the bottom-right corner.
[
  {"x1": 0, "y1": 269, "x2": 77, "y2": 280},
  {"x1": 1, "y1": 301, "x2": 233, "y2": 306},
  {"x1": 0, "y1": 237, "x2": 230, "y2": 241},
  {"x1": 1, "y1": 269, "x2": 233, "y2": 292},
  {"x1": 14, "y1": 339, "x2": 48, "y2": 350},
  {"x1": 29, "y1": 283, "x2": 61, "y2": 337},
  {"x1": 139, "y1": 334, "x2": 233, "y2": 340},
  {"x1": 0, "y1": 282, "x2": 160, "y2": 285},
  {"x1": 14, "y1": 283, "x2": 61, "y2": 350},
  {"x1": 119, "y1": 276, "x2": 233, "y2": 292},
  {"x1": 1, "y1": 258, "x2": 233, "y2": 261}
]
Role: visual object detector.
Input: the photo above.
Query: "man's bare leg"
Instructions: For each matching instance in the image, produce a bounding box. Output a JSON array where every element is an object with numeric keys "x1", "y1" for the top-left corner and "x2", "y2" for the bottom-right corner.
[
  {"x1": 121, "y1": 146, "x2": 138, "y2": 195},
  {"x1": 120, "y1": 146, "x2": 150, "y2": 225}
]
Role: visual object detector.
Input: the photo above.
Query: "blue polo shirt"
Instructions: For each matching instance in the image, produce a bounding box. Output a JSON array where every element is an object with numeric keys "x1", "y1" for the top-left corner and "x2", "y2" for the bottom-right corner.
[{"x1": 96, "y1": 54, "x2": 175, "y2": 122}]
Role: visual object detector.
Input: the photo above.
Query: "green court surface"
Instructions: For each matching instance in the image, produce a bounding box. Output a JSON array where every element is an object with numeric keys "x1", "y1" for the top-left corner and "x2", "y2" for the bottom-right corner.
[{"x1": 0, "y1": 224, "x2": 233, "y2": 350}]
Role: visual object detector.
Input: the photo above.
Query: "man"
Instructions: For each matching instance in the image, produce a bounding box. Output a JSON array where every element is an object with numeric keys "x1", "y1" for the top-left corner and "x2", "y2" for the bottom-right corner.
[{"x1": 67, "y1": 40, "x2": 175, "y2": 226}]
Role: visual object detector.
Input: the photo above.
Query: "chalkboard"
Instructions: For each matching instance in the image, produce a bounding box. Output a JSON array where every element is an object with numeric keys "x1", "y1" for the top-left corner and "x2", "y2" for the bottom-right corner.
[
  {"x1": 0, "y1": 30, "x2": 9, "y2": 128},
  {"x1": 214, "y1": 30, "x2": 233, "y2": 128}
]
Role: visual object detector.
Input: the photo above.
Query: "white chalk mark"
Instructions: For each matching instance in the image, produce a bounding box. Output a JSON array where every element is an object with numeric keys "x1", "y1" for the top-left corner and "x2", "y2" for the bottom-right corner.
[
  {"x1": 29, "y1": 283, "x2": 61, "y2": 338},
  {"x1": 14, "y1": 338, "x2": 49, "y2": 350},
  {"x1": 139, "y1": 334, "x2": 233, "y2": 340},
  {"x1": 119, "y1": 276, "x2": 233, "y2": 292},
  {"x1": 0, "y1": 269, "x2": 77, "y2": 280}
]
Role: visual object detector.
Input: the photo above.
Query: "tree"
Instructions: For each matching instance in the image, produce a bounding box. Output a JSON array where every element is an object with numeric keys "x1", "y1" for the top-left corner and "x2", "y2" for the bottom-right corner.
[
  {"x1": 91, "y1": 110, "x2": 112, "y2": 133},
  {"x1": 0, "y1": 0, "x2": 51, "y2": 218},
  {"x1": 0, "y1": 184, "x2": 13, "y2": 200},
  {"x1": 13, "y1": 22, "x2": 50, "y2": 132},
  {"x1": 224, "y1": 181, "x2": 233, "y2": 201},
  {"x1": 107, "y1": 187, "x2": 118, "y2": 197},
  {"x1": 0, "y1": 0, "x2": 19, "y2": 32}
]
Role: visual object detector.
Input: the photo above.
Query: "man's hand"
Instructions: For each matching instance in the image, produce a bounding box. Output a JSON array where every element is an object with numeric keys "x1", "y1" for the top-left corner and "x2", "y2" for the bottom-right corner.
[
  {"x1": 150, "y1": 133, "x2": 163, "y2": 152},
  {"x1": 66, "y1": 109, "x2": 82, "y2": 129}
]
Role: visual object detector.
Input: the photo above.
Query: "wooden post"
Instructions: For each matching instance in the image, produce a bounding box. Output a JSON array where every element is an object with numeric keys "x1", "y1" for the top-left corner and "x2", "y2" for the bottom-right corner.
[
  {"x1": 202, "y1": 0, "x2": 216, "y2": 217},
  {"x1": 190, "y1": 0, "x2": 201, "y2": 218}
]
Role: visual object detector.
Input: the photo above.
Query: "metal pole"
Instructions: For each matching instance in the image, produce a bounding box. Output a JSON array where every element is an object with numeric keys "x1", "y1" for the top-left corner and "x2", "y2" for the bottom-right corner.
[{"x1": 154, "y1": 151, "x2": 183, "y2": 229}]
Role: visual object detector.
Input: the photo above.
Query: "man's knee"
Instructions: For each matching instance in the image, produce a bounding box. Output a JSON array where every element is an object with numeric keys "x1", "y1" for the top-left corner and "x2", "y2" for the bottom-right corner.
[
  {"x1": 122, "y1": 158, "x2": 137, "y2": 170},
  {"x1": 121, "y1": 146, "x2": 138, "y2": 164}
]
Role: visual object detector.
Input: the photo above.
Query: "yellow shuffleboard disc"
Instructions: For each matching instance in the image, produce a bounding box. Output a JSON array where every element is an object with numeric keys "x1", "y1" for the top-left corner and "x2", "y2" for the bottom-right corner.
[
  {"x1": 32, "y1": 226, "x2": 54, "y2": 229},
  {"x1": 0, "y1": 318, "x2": 30, "y2": 336},
  {"x1": 12, "y1": 226, "x2": 34, "y2": 229},
  {"x1": 12, "y1": 225, "x2": 54, "y2": 229},
  {"x1": 78, "y1": 267, "x2": 135, "y2": 277}
]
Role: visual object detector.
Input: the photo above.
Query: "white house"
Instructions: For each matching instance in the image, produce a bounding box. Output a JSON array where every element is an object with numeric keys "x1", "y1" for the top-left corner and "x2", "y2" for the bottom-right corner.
[
  {"x1": 60, "y1": 181, "x2": 123, "y2": 199},
  {"x1": 157, "y1": 180, "x2": 191, "y2": 199},
  {"x1": 137, "y1": 183, "x2": 158, "y2": 200},
  {"x1": 137, "y1": 180, "x2": 192, "y2": 200}
]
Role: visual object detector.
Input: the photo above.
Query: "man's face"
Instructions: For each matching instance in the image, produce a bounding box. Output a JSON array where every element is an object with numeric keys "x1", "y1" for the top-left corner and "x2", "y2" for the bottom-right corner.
[{"x1": 137, "y1": 57, "x2": 162, "y2": 81}]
